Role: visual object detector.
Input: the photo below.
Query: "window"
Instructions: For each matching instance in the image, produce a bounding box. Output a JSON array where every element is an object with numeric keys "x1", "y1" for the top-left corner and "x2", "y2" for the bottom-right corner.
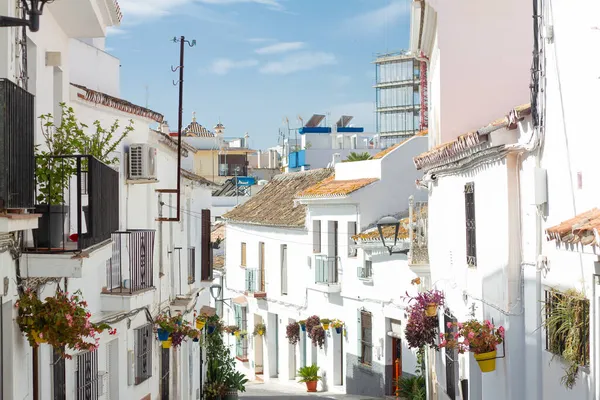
[
  {"x1": 75, "y1": 351, "x2": 99, "y2": 400},
  {"x1": 358, "y1": 260, "x2": 372, "y2": 280},
  {"x1": 53, "y1": 347, "x2": 66, "y2": 400},
  {"x1": 135, "y1": 323, "x2": 153, "y2": 384},
  {"x1": 464, "y1": 182, "x2": 477, "y2": 266},
  {"x1": 358, "y1": 310, "x2": 372, "y2": 366},
  {"x1": 160, "y1": 348, "x2": 170, "y2": 400},
  {"x1": 348, "y1": 221, "x2": 357, "y2": 257},
  {"x1": 187, "y1": 247, "x2": 196, "y2": 284},
  {"x1": 281, "y1": 244, "x2": 288, "y2": 295},
  {"x1": 258, "y1": 242, "x2": 265, "y2": 292},
  {"x1": 313, "y1": 220, "x2": 321, "y2": 253},
  {"x1": 241, "y1": 242, "x2": 247, "y2": 266},
  {"x1": 201, "y1": 209, "x2": 213, "y2": 281},
  {"x1": 444, "y1": 313, "x2": 458, "y2": 399},
  {"x1": 235, "y1": 305, "x2": 248, "y2": 360},
  {"x1": 545, "y1": 290, "x2": 590, "y2": 366}
]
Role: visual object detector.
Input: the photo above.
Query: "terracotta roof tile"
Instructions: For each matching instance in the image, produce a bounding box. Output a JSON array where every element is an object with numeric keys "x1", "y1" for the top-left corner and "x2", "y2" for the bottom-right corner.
[
  {"x1": 224, "y1": 169, "x2": 333, "y2": 227},
  {"x1": 71, "y1": 83, "x2": 164, "y2": 123},
  {"x1": 372, "y1": 130, "x2": 428, "y2": 160},
  {"x1": 296, "y1": 176, "x2": 378, "y2": 198},
  {"x1": 413, "y1": 105, "x2": 531, "y2": 170},
  {"x1": 353, "y1": 218, "x2": 410, "y2": 242},
  {"x1": 546, "y1": 208, "x2": 600, "y2": 245}
]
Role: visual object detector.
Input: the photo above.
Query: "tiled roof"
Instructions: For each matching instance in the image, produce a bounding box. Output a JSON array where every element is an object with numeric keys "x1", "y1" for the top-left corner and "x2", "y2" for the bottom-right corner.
[
  {"x1": 111, "y1": 0, "x2": 123, "y2": 23},
  {"x1": 296, "y1": 176, "x2": 378, "y2": 199},
  {"x1": 71, "y1": 84, "x2": 164, "y2": 123},
  {"x1": 211, "y1": 223, "x2": 225, "y2": 242},
  {"x1": 213, "y1": 255, "x2": 225, "y2": 270},
  {"x1": 353, "y1": 218, "x2": 409, "y2": 242},
  {"x1": 180, "y1": 169, "x2": 219, "y2": 187},
  {"x1": 413, "y1": 105, "x2": 531, "y2": 170},
  {"x1": 223, "y1": 169, "x2": 333, "y2": 227},
  {"x1": 546, "y1": 208, "x2": 600, "y2": 245},
  {"x1": 372, "y1": 130, "x2": 428, "y2": 160},
  {"x1": 153, "y1": 129, "x2": 196, "y2": 155}
]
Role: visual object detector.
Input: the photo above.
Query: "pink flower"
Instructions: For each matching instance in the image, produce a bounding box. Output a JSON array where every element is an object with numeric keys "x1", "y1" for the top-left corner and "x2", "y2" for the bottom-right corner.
[
  {"x1": 454, "y1": 332, "x2": 460, "y2": 339},
  {"x1": 463, "y1": 339, "x2": 469, "y2": 347},
  {"x1": 498, "y1": 326, "x2": 505, "y2": 338},
  {"x1": 485, "y1": 320, "x2": 493, "y2": 329},
  {"x1": 440, "y1": 340, "x2": 447, "y2": 347},
  {"x1": 447, "y1": 322, "x2": 452, "y2": 329},
  {"x1": 468, "y1": 331, "x2": 475, "y2": 339},
  {"x1": 439, "y1": 332, "x2": 445, "y2": 339},
  {"x1": 457, "y1": 322, "x2": 463, "y2": 329}
]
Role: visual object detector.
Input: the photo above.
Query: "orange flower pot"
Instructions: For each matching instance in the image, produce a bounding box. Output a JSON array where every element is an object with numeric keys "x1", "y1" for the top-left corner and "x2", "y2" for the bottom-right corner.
[{"x1": 305, "y1": 381, "x2": 318, "y2": 392}]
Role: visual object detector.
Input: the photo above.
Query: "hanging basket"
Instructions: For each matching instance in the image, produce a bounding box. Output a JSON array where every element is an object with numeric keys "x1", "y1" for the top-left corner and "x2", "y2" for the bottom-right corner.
[
  {"x1": 335, "y1": 327, "x2": 342, "y2": 334},
  {"x1": 207, "y1": 324, "x2": 217, "y2": 335},
  {"x1": 474, "y1": 350, "x2": 497, "y2": 373},
  {"x1": 425, "y1": 303, "x2": 438, "y2": 317},
  {"x1": 300, "y1": 324, "x2": 306, "y2": 332},
  {"x1": 234, "y1": 331, "x2": 241, "y2": 338},
  {"x1": 322, "y1": 323, "x2": 330, "y2": 330},
  {"x1": 196, "y1": 319, "x2": 206, "y2": 330},
  {"x1": 32, "y1": 330, "x2": 47, "y2": 344},
  {"x1": 162, "y1": 339, "x2": 172, "y2": 349},
  {"x1": 157, "y1": 328, "x2": 170, "y2": 342}
]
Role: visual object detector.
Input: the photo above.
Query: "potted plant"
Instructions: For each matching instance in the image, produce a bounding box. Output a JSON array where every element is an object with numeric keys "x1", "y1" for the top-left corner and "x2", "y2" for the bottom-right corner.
[
  {"x1": 196, "y1": 313, "x2": 207, "y2": 330},
  {"x1": 297, "y1": 364, "x2": 321, "y2": 392},
  {"x1": 206, "y1": 314, "x2": 221, "y2": 335},
  {"x1": 404, "y1": 289, "x2": 445, "y2": 317},
  {"x1": 320, "y1": 318, "x2": 331, "y2": 330},
  {"x1": 440, "y1": 319, "x2": 505, "y2": 373},
  {"x1": 310, "y1": 326, "x2": 326, "y2": 349},
  {"x1": 331, "y1": 319, "x2": 344, "y2": 334},
  {"x1": 225, "y1": 325, "x2": 240, "y2": 335},
  {"x1": 16, "y1": 289, "x2": 116, "y2": 358},
  {"x1": 239, "y1": 330, "x2": 248, "y2": 339},
  {"x1": 305, "y1": 316, "x2": 320, "y2": 339},
  {"x1": 404, "y1": 298, "x2": 439, "y2": 351},
  {"x1": 298, "y1": 320, "x2": 307, "y2": 332},
  {"x1": 253, "y1": 323, "x2": 266, "y2": 336},
  {"x1": 224, "y1": 370, "x2": 249, "y2": 400},
  {"x1": 154, "y1": 314, "x2": 176, "y2": 342},
  {"x1": 286, "y1": 322, "x2": 300, "y2": 345}
]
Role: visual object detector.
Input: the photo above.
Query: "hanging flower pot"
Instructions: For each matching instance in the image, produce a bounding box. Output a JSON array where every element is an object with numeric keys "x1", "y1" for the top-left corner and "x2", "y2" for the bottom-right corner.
[
  {"x1": 335, "y1": 327, "x2": 342, "y2": 334},
  {"x1": 234, "y1": 330, "x2": 241, "y2": 338},
  {"x1": 207, "y1": 324, "x2": 216, "y2": 335},
  {"x1": 425, "y1": 303, "x2": 438, "y2": 317},
  {"x1": 331, "y1": 319, "x2": 344, "y2": 334},
  {"x1": 196, "y1": 319, "x2": 206, "y2": 330},
  {"x1": 299, "y1": 320, "x2": 306, "y2": 332},
  {"x1": 32, "y1": 331, "x2": 47, "y2": 344},
  {"x1": 162, "y1": 339, "x2": 172, "y2": 349},
  {"x1": 321, "y1": 319, "x2": 331, "y2": 330},
  {"x1": 474, "y1": 350, "x2": 497, "y2": 373},
  {"x1": 157, "y1": 328, "x2": 170, "y2": 342}
]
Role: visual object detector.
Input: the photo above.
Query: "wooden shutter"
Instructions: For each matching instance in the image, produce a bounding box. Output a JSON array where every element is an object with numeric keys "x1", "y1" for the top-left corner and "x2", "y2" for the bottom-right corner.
[
  {"x1": 348, "y1": 221, "x2": 357, "y2": 257},
  {"x1": 241, "y1": 243, "x2": 247, "y2": 266},
  {"x1": 313, "y1": 220, "x2": 321, "y2": 253},
  {"x1": 357, "y1": 309, "x2": 362, "y2": 361},
  {"x1": 281, "y1": 245, "x2": 288, "y2": 295},
  {"x1": 201, "y1": 209, "x2": 212, "y2": 281}
]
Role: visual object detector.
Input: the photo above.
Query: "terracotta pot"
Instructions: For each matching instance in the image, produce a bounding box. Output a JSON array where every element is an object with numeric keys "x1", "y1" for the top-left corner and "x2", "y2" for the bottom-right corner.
[
  {"x1": 305, "y1": 380, "x2": 318, "y2": 392},
  {"x1": 474, "y1": 350, "x2": 497, "y2": 373},
  {"x1": 425, "y1": 303, "x2": 438, "y2": 317}
]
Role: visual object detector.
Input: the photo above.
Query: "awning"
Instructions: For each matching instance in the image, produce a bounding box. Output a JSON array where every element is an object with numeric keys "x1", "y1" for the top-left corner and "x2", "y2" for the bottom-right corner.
[{"x1": 232, "y1": 296, "x2": 248, "y2": 307}]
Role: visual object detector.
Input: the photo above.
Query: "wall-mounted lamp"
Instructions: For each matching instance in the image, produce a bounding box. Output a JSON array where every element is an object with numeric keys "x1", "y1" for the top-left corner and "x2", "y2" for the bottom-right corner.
[
  {"x1": 377, "y1": 216, "x2": 409, "y2": 256},
  {"x1": 0, "y1": 0, "x2": 54, "y2": 32}
]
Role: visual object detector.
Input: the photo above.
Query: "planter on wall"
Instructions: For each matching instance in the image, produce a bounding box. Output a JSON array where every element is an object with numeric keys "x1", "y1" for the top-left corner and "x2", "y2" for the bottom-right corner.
[{"x1": 474, "y1": 350, "x2": 497, "y2": 373}]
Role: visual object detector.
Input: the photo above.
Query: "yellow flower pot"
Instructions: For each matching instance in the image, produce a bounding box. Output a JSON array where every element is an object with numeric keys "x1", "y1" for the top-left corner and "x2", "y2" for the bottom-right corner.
[
  {"x1": 425, "y1": 303, "x2": 438, "y2": 317},
  {"x1": 32, "y1": 331, "x2": 47, "y2": 344},
  {"x1": 234, "y1": 331, "x2": 240, "y2": 338},
  {"x1": 322, "y1": 323, "x2": 330, "y2": 330},
  {"x1": 162, "y1": 339, "x2": 172, "y2": 349},
  {"x1": 257, "y1": 329, "x2": 264, "y2": 336},
  {"x1": 196, "y1": 320, "x2": 206, "y2": 330},
  {"x1": 474, "y1": 350, "x2": 497, "y2": 373}
]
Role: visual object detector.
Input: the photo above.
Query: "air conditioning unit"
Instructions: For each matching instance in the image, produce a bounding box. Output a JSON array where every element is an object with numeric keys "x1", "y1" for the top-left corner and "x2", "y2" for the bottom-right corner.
[
  {"x1": 98, "y1": 371, "x2": 109, "y2": 396},
  {"x1": 128, "y1": 144, "x2": 157, "y2": 180}
]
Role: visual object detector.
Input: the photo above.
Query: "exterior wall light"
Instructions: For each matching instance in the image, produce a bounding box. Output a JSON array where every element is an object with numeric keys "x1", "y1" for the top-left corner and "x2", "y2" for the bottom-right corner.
[
  {"x1": 0, "y1": 0, "x2": 54, "y2": 32},
  {"x1": 377, "y1": 216, "x2": 409, "y2": 256},
  {"x1": 209, "y1": 284, "x2": 222, "y2": 300}
]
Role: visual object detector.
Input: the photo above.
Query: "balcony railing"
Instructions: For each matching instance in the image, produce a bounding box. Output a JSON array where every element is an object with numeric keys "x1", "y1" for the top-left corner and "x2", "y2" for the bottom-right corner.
[
  {"x1": 105, "y1": 230, "x2": 155, "y2": 294},
  {"x1": 0, "y1": 79, "x2": 35, "y2": 210},
  {"x1": 245, "y1": 268, "x2": 265, "y2": 294},
  {"x1": 29, "y1": 155, "x2": 119, "y2": 252},
  {"x1": 315, "y1": 255, "x2": 339, "y2": 284}
]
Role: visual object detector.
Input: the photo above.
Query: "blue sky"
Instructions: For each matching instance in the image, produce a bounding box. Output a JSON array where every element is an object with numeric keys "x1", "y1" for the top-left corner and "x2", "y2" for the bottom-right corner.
[{"x1": 107, "y1": 0, "x2": 411, "y2": 150}]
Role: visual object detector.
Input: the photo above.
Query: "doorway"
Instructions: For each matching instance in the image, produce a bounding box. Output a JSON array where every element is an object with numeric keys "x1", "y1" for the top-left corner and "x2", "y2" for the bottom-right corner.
[{"x1": 391, "y1": 338, "x2": 402, "y2": 396}]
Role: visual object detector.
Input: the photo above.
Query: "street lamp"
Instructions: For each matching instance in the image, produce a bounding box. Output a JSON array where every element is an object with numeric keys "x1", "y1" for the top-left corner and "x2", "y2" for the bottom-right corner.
[
  {"x1": 209, "y1": 284, "x2": 222, "y2": 300},
  {"x1": 0, "y1": 0, "x2": 54, "y2": 32},
  {"x1": 377, "y1": 216, "x2": 409, "y2": 256}
]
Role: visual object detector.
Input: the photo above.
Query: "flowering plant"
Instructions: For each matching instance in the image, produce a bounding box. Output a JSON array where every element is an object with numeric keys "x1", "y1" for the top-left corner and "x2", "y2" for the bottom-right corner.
[
  {"x1": 404, "y1": 300, "x2": 439, "y2": 350},
  {"x1": 286, "y1": 322, "x2": 300, "y2": 345},
  {"x1": 253, "y1": 323, "x2": 266, "y2": 336},
  {"x1": 16, "y1": 289, "x2": 115, "y2": 359},
  {"x1": 305, "y1": 315, "x2": 320, "y2": 339},
  {"x1": 154, "y1": 314, "x2": 179, "y2": 333},
  {"x1": 439, "y1": 319, "x2": 505, "y2": 354},
  {"x1": 311, "y1": 326, "x2": 326, "y2": 349},
  {"x1": 225, "y1": 325, "x2": 240, "y2": 334},
  {"x1": 404, "y1": 289, "x2": 445, "y2": 309},
  {"x1": 331, "y1": 319, "x2": 344, "y2": 329},
  {"x1": 154, "y1": 314, "x2": 200, "y2": 347}
]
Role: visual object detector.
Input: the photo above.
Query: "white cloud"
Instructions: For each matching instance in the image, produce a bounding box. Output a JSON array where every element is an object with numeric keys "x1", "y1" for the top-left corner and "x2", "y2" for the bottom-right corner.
[
  {"x1": 106, "y1": 27, "x2": 127, "y2": 36},
  {"x1": 118, "y1": 0, "x2": 190, "y2": 18},
  {"x1": 345, "y1": 1, "x2": 409, "y2": 33},
  {"x1": 255, "y1": 42, "x2": 305, "y2": 55},
  {"x1": 260, "y1": 52, "x2": 336, "y2": 75},
  {"x1": 209, "y1": 58, "x2": 259, "y2": 75}
]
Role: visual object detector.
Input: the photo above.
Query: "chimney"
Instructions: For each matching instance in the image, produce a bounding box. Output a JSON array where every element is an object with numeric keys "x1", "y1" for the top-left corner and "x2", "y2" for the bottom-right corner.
[
  {"x1": 244, "y1": 132, "x2": 250, "y2": 149},
  {"x1": 257, "y1": 150, "x2": 262, "y2": 168},
  {"x1": 160, "y1": 121, "x2": 170, "y2": 134}
]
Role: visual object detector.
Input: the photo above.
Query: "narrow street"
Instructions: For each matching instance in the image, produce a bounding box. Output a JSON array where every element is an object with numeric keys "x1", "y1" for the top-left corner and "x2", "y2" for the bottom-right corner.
[{"x1": 240, "y1": 381, "x2": 385, "y2": 400}]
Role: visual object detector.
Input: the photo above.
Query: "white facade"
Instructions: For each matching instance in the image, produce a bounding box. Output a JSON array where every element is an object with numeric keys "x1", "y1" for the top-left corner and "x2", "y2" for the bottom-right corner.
[
  {"x1": 0, "y1": 1, "x2": 215, "y2": 399},
  {"x1": 411, "y1": 1, "x2": 600, "y2": 400},
  {"x1": 223, "y1": 136, "x2": 427, "y2": 397}
]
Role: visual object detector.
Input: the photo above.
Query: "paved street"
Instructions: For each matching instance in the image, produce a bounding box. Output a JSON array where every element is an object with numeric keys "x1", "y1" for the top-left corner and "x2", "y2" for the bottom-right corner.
[{"x1": 240, "y1": 380, "x2": 384, "y2": 400}]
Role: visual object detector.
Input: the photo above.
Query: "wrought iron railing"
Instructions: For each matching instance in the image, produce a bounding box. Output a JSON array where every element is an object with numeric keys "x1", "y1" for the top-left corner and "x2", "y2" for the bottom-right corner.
[
  {"x1": 29, "y1": 155, "x2": 119, "y2": 252},
  {"x1": 236, "y1": 337, "x2": 248, "y2": 360},
  {"x1": 315, "y1": 255, "x2": 339, "y2": 284},
  {"x1": 75, "y1": 350, "x2": 99, "y2": 400},
  {"x1": 0, "y1": 79, "x2": 35, "y2": 210},
  {"x1": 409, "y1": 199, "x2": 429, "y2": 265},
  {"x1": 105, "y1": 230, "x2": 155, "y2": 294}
]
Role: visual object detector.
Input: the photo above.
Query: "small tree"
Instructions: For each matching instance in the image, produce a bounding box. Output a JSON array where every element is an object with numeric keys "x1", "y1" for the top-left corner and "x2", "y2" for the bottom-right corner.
[{"x1": 344, "y1": 152, "x2": 371, "y2": 162}]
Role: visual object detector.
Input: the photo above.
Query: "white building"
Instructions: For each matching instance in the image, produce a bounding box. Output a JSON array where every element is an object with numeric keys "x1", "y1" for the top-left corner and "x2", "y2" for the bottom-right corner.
[
  {"x1": 0, "y1": 1, "x2": 215, "y2": 399},
  {"x1": 410, "y1": 1, "x2": 600, "y2": 400},
  {"x1": 221, "y1": 134, "x2": 427, "y2": 397}
]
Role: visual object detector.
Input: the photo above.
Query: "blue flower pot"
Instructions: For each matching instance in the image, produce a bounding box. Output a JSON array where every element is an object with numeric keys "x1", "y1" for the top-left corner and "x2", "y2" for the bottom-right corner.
[
  {"x1": 193, "y1": 337, "x2": 199, "y2": 342},
  {"x1": 157, "y1": 328, "x2": 170, "y2": 342},
  {"x1": 300, "y1": 324, "x2": 306, "y2": 332},
  {"x1": 207, "y1": 324, "x2": 216, "y2": 335},
  {"x1": 335, "y1": 327, "x2": 342, "y2": 334}
]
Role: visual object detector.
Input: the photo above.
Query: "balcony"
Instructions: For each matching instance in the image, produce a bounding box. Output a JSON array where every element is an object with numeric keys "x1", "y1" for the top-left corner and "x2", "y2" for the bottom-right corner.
[
  {"x1": 314, "y1": 255, "x2": 341, "y2": 293},
  {"x1": 0, "y1": 79, "x2": 35, "y2": 211},
  {"x1": 244, "y1": 268, "x2": 266, "y2": 298},
  {"x1": 408, "y1": 200, "x2": 430, "y2": 276},
  {"x1": 100, "y1": 230, "x2": 156, "y2": 311},
  {"x1": 48, "y1": 0, "x2": 121, "y2": 38},
  {"x1": 24, "y1": 156, "x2": 119, "y2": 278}
]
